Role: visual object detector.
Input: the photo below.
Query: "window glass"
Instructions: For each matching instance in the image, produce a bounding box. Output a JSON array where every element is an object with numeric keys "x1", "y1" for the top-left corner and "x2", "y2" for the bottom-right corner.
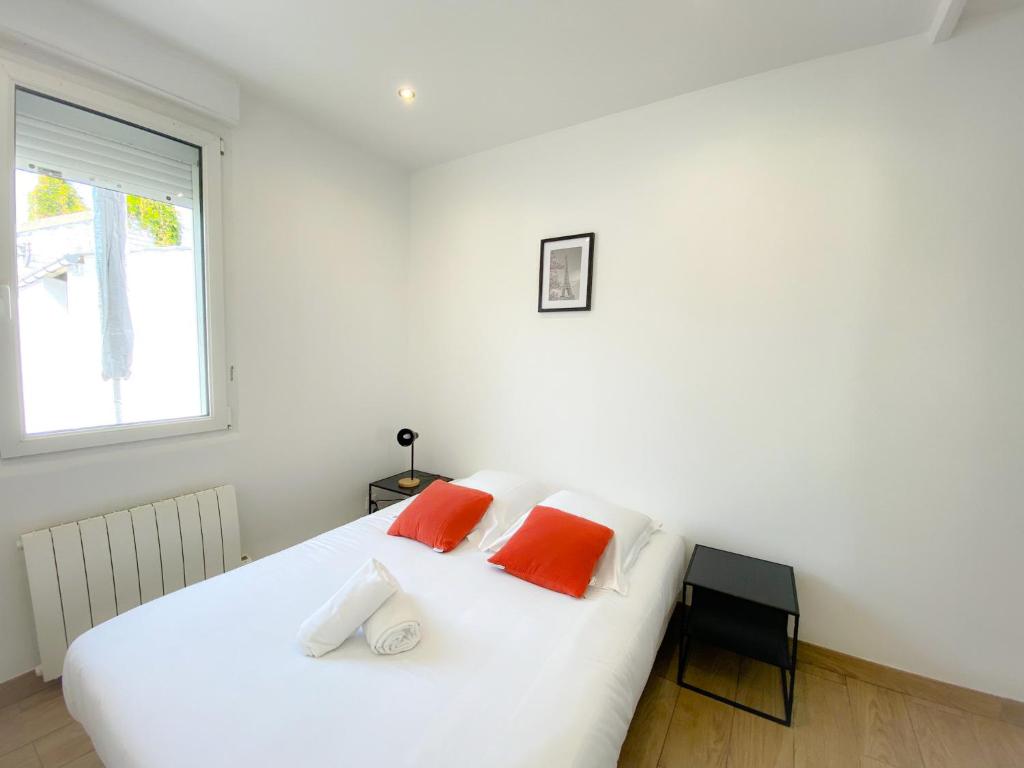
[{"x1": 14, "y1": 88, "x2": 207, "y2": 435}]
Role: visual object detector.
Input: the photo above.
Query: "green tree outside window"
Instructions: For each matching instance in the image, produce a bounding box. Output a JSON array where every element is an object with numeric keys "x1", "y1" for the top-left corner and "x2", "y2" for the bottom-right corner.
[
  {"x1": 126, "y1": 195, "x2": 181, "y2": 247},
  {"x1": 27, "y1": 175, "x2": 86, "y2": 220},
  {"x1": 27, "y1": 175, "x2": 181, "y2": 247}
]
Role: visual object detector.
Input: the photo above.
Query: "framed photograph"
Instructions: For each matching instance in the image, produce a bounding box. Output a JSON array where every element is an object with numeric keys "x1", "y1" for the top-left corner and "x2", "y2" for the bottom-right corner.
[{"x1": 538, "y1": 232, "x2": 595, "y2": 312}]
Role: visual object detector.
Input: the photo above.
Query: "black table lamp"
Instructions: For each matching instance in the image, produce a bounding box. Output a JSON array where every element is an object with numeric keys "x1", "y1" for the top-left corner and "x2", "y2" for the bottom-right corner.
[{"x1": 397, "y1": 428, "x2": 420, "y2": 488}]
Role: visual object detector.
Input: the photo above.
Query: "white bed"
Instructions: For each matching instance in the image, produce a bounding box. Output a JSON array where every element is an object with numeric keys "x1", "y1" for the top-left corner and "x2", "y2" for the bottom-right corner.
[{"x1": 63, "y1": 502, "x2": 685, "y2": 768}]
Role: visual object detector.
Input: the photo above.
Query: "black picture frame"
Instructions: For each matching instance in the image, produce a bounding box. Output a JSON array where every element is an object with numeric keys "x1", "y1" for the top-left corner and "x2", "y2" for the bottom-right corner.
[{"x1": 538, "y1": 232, "x2": 595, "y2": 312}]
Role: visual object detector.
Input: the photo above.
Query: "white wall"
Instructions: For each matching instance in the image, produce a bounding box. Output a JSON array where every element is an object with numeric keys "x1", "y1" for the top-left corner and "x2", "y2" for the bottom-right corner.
[
  {"x1": 1, "y1": 0, "x2": 240, "y2": 123},
  {"x1": 0, "y1": 66, "x2": 411, "y2": 680},
  {"x1": 408, "y1": 9, "x2": 1024, "y2": 699}
]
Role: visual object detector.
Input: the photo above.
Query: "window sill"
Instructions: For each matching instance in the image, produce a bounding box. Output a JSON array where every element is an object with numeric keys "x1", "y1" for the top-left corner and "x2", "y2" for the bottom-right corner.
[{"x1": 0, "y1": 409, "x2": 231, "y2": 460}]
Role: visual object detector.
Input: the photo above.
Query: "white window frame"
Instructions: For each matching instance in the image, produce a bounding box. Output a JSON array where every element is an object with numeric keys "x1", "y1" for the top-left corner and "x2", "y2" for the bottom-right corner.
[{"x1": 0, "y1": 58, "x2": 229, "y2": 458}]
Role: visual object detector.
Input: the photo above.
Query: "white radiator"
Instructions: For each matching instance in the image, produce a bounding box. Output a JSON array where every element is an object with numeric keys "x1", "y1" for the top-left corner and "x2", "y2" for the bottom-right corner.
[{"x1": 20, "y1": 485, "x2": 242, "y2": 680}]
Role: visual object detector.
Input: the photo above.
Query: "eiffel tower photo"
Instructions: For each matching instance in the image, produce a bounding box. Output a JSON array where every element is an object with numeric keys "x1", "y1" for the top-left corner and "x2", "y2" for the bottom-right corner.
[
  {"x1": 539, "y1": 233, "x2": 594, "y2": 313},
  {"x1": 557, "y1": 252, "x2": 576, "y2": 300}
]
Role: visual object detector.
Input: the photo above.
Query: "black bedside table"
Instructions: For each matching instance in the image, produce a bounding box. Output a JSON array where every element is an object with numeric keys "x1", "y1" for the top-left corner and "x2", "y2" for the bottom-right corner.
[
  {"x1": 367, "y1": 470, "x2": 451, "y2": 515},
  {"x1": 677, "y1": 545, "x2": 800, "y2": 726}
]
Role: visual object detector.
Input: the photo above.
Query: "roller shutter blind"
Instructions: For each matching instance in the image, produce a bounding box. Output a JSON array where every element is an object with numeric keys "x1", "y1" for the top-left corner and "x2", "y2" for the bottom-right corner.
[{"x1": 15, "y1": 88, "x2": 199, "y2": 208}]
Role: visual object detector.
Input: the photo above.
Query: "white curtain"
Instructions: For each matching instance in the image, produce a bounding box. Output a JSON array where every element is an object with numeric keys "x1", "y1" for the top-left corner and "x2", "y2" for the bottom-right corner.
[{"x1": 93, "y1": 187, "x2": 133, "y2": 383}]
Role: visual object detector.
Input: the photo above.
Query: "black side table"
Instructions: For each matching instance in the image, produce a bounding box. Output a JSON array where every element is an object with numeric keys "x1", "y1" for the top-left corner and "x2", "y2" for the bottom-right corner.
[
  {"x1": 677, "y1": 545, "x2": 800, "y2": 726},
  {"x1": 367, "y1": 470, "x2": 451, "y2": 514}
]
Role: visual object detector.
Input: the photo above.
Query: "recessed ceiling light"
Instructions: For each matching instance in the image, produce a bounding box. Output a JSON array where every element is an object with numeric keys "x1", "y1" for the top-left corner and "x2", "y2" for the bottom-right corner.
[{"x1": 397, "y1": 86, "x2": 416, "y2": 103}]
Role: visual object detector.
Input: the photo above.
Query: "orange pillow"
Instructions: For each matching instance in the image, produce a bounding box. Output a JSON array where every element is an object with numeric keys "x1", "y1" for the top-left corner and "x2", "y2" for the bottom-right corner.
[
  {"x1": 388, "y1": 480, "x2": 493, "y2": 552},
  {"x1": 487, "y1": 506, "x2": 613, "y2": 598}
]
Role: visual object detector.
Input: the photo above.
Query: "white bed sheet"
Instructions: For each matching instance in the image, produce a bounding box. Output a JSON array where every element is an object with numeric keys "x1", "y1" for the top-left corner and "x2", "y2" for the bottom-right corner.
[{"x1": 63, "y1": 503, "x2": 685, "y2": 768}]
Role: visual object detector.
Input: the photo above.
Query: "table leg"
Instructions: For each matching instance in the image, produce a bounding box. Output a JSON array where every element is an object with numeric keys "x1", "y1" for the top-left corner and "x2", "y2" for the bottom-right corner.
[
  {"x1": 677, "y1": 595, "x2": 693, "y2": 686},
  {"x1": 785, "y1": 615, "x2": 800, "y2": 725}
]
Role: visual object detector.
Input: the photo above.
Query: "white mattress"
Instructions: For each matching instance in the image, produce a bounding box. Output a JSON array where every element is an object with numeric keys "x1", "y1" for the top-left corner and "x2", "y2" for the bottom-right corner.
[{"x1": 63, "y1": 504, "x2": 685, "y2": 768}]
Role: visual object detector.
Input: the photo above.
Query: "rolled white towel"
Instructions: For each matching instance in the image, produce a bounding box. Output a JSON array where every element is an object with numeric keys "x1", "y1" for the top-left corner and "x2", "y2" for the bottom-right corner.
[
  {"x1": 363, "y1": 590, "x2": 422, "y2": 655},
  {"x1": 298, "y1": 559, "x2": 398, "y2": 657}
]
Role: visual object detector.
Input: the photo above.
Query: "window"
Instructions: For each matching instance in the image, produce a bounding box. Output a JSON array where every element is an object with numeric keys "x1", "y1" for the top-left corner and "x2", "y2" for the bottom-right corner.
[{"x1": 0, "y1": 61, "x2": 228, "y2": 457}]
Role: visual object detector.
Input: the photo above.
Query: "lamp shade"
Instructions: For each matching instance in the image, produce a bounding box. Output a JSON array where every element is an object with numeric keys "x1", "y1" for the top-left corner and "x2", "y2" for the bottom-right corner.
[{"x1": 397, "y1": 428, "x2": 419, "y2": 447}]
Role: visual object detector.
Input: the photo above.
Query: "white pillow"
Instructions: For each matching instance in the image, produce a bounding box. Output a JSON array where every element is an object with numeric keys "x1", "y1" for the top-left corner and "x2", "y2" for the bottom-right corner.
[
  {"x1": 488, "y1": 490, "x2": 661, "y2": 595},
  {"x1": 451, "y1": 470, "x2": 551, "y2": 550}
]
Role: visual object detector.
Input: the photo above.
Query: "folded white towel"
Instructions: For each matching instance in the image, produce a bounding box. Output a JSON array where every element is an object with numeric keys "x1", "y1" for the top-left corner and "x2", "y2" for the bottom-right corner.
[
  {"x1": 297, "y1": 559, "x2": 398, "y2": 657},
  {"x1": 363, "y1": 590, "x2": 422, "y2": 655}
]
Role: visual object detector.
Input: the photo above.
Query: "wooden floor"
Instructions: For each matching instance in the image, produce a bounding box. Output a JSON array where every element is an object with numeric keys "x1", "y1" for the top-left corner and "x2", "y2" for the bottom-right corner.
[
  {"x1": 2, "y1": 629, "x2": 1021, "y2": 768},
  {"x1": 619, "y1": 625, "x2": 1024, "y2": 768},
  {"x1": 0, "y1": 682, "x2": 99, "y2": 768}
]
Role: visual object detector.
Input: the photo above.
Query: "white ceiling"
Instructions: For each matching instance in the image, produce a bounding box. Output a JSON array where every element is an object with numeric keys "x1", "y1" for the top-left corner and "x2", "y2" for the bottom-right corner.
[
  {"x1": 78, "y1": 0, "x2": 1011, "y2": 169},
  {"x1": 964, "y1": 0, "x2": 1024, "y2": 16}
]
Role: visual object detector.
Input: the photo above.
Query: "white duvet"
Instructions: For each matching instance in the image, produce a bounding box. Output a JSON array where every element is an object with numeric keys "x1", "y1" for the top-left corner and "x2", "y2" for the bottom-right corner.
[{"x1": 63, "y1": 504, "x2": 685, "y2": 768}]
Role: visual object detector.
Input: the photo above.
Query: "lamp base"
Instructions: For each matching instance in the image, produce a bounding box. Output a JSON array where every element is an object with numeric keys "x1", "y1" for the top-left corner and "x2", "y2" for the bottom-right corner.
[{"x1": 398, "y1": 476, "x2": 421, "y2": 489}]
